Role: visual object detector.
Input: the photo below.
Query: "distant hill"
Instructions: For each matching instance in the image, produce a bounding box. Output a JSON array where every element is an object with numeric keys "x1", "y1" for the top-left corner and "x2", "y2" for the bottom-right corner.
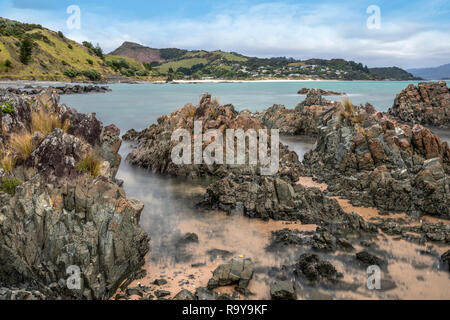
[
  {"x1": 111, "y1": 41, "x2": 417, "y2": 81},
  {"x1": 0, "y1": 17, "x2": 422, "y2": 82},
  {"x1": 407, "y1": 64, "x2": 450, "y2": 80},
  {"x1": 0, "y1": 17, "x2": 153, "y2": 81},
  {"x1": 369, "y1": 67, "x2": 421, "y2": 80},
  {"x1": 109, "y1": 41, "x2": 164, "y2": 64}
]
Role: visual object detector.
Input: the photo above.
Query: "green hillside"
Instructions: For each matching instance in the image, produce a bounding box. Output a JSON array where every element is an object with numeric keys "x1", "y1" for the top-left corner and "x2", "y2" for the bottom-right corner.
[{"x1": 0, "y1": 17, "x2": 153, "y2": 81}]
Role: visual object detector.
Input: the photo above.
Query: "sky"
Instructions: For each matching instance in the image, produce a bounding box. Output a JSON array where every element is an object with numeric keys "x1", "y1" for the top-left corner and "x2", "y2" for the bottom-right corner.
[{"x1": 0, "y1": 0, "x2": 449, "y2": 68}]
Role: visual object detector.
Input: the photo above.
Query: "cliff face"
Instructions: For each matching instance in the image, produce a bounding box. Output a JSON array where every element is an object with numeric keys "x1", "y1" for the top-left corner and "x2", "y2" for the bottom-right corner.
[
  {"x1": 0, "y1": 89, "x2": 149, "y2": 300},
  {"x1": 388, "y1": 81, "x2": 450, "y2": 128},
  {"x1": 109, "y1": 41, "x2": 164, "y2": 64}
]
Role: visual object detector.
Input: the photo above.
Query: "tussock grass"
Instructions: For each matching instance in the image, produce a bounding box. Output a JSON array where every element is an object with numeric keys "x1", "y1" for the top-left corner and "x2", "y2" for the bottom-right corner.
[
  {"x1": 31, "y1": 109, "x2": 69, "y2": 136},
  {"x1": 10, "y1": 131, "x2": 34, "y2": 160},
  {"x1": 75, "y1": 152, "x2": 102, "y2": 177},
  {"x1": 0, "y1": 151, "x2": 15, "y2": 173},
  {"x1": 340, "y1": 98, "x2": 363, "y2": 124},
  {"x1": 0, "y1": 177, "x2": 22, "y2": 195}
]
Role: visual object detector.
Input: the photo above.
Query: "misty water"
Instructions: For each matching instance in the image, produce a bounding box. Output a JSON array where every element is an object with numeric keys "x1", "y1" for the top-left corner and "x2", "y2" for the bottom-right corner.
[{"x1": 56, "y1": 81, "x2": 450, "y2": 299}]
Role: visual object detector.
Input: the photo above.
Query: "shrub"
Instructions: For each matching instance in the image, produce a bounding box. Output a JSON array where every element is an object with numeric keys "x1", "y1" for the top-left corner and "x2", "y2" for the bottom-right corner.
[
  {"x1": 120, "y1": 68, "x2": 135, "y2": 77},
  {"x1": 75, "y1": 152, "x2": 102, "y2": 177},
  {"x1": 68, "y1": 44, "x2": 73, "y2": 50},
  {"x1": 0, "y1": 100, "x2": 15, "y2": 114},
  {"x1": 64, "y1": 68, "x2": 79, "y2": 78},
  {"x1": 86, "y1": 59, "x2": 93, "y2": 65},
  {"x1": 57, "y1": 31, "x2": 64, "y2": 38},
  {"x1": 81, "y1": 69, "x2": 101, "y2": 81},
  {"x1": 4, "y1": 59, "x2": 12, "y2": 68},
  {"x1": 19, "y1": 37, "x2": 33, "y2": 64},
  {"x1": 31, "y1": 109, "x2": 69, "y2": 136},
  {"x1": 10, "y1": 132, "x2": 33, "y2": 160},
  {"x1": 135, "y1": 70, "x2": 149, "y2": 77},
  {"x1": 0, "y1": 177, "x2": 22, "y2": 195}
]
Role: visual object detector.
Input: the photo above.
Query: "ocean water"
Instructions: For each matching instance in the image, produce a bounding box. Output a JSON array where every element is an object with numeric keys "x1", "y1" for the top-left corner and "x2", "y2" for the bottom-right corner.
[{"x1": 60, "y1": 80, "x2": 450, "y2": 133}]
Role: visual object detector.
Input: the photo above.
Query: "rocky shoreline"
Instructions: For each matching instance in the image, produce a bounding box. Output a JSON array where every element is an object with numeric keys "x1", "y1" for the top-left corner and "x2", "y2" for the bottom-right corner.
[
  {"x1": 4, "y1": 85, "x2": 111, "y2": 96},
  {"x1": 119, "y1": 83, "x2": 449, "y2": 300},
  {"x1": 0, "y1": 89, "x2": 148, "y2": 299}
]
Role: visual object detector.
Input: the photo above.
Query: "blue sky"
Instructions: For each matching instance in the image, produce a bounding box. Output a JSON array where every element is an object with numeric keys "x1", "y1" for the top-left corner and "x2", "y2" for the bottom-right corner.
[{"x1": 1, "y1": 0, "x2": 449, "y2": 68}]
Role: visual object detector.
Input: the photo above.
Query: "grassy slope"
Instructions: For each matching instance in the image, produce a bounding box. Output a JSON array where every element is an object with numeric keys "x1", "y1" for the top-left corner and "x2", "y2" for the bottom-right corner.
[{"x1": 0, "y1": 22, "x2": 151, "y2": 81}]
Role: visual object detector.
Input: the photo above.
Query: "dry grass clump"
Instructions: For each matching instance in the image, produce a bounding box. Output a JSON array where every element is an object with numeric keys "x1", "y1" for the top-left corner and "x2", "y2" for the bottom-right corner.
[
  {"x1": 31, "y1": 109, "x2": 70, "y2": 136},
  {"x1": 75, "y1": 152, "x2": 102, "y2": 177},
  {"x1": 9, "y1": 131, "x2": 34, "y2": 161},
  {"x1": 340, "y1": 98, "x2": 363, "y2": 124},
  {"x1": 0, "y1": 150, "x2": 15, "y2": 173}
]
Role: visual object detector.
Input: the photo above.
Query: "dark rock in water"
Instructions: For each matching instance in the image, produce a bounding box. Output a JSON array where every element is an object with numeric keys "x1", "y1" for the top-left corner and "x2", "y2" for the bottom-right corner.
[
  {"x1": 126, "y1": 287, "x2": 144, "y2": 297},
  {"x1": 195, "y1": 287, "x2": 217, "y2": 300},
  {"x1": 153, "y1": 279, "x2": 168, "y2": 286},
  {"x1": 207, "y1": 256, "x2": 254, "y2": 290},
  {"x1": 173, "y1": 289, "x2": 197, "y2": 300},
  {"x1": 177, "y1": 233, "x2": 199, "y2": 245},
  {"x1": 441, "y1": 250, "x2": 450, "y2": 272},
  {"x1": 270, "y1": 281, "x2": 297, "y2": 300},
  {"x1": 206, "y1": 249, "x2": 233, "y2": 261},
  {"x1": 295, "y1": 253, "x2": 342, "y2": 284},
  {"x1": 191, "y1": 262, "x2": 206, "y2": 268},
  {"x1": 268, "y1": 228, "x2": 354, "y2": 252},
  {"x1": 388, "y1": 81, "x2": 450, "y2": 128},
  {"x1": 155, "y1": 290, "x2": 171, "y2": 298},
  {"x1": 5, "y1": 85, "x2": 111, "y2": 96},
  {"x1": 380, "y1": 279, "x2": 397, "y2": 292},
  {"x1": 298, "y1": 88, "x2": 345, "y2": 96},
  {"x1": 356, "y1": 251, "x2": 387, "y2": 268}
]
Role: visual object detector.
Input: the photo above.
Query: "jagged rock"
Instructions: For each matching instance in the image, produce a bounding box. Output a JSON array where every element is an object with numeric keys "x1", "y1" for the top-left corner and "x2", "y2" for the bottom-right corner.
[
  {"x1": 303, "y1": 101, "x2": 450, "y2": 218},
  {"x1": 0, "y1": 90, "x2": 149, "y2": 300},
  {"x1": 268, "y1": 228, "x2": 354, "y2": 252},
  {"x1": 173, "y1": 289, "x2": 196, "y2": 300},
  {"x1": 356, "y1": 251, "x2": 387, "y2": 268},
  {"x1": 294, "y1": 253, "x2": 342, "y2": 284},
  {"x1": 155, "y1": 290, "x2": 171, "y2": 298},
  {"x1": 153, "y1": 279, "x2": 168, "y2": 286},
  {"x1": 207, "y1": 256, "x2": 254, "y2": 290},
  {"x1": 388, "y1": 81, "x2": 450, "y2": 128},
  {"x1": 270, "y1": 281, "x2": 297, "y2": 300},
  {"x1": 124, "y1": 93, "x2": 302, "y2": 180}
]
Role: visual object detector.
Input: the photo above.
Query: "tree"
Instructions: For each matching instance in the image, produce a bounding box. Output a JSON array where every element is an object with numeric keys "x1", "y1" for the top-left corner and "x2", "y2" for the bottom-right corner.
[{"x1": 19, "y1": 37, "x2": 33, "y2": 65}]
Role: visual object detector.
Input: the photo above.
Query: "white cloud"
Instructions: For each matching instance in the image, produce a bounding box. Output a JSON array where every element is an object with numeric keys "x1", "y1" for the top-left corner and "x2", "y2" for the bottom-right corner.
[{"x1": 2, "y1": 1, "x2": 449, "y2": 68}]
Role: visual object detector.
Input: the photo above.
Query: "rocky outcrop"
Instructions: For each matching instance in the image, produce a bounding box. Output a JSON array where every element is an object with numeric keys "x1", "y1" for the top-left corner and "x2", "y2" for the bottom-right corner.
[
  {"x1": 294, "y1": 253, "x2": 342, "y2": 284},
  {"x1": 0, "y1": 89, "x2": 149, "y2": 300},
  {"x1": 388, "y1": 81, "x2": 450, "y2": 128},
  {"x1": 298, "y1": 88, "x2": 345, "y2": 96},
  {"x1": 5, "y1": 85, "x2": 111, "y2": 96},
  {"x1": 303, "y1": 101, "x2": 450, "y2": 218},
  {"x1": 125, "y1": 93, "x2": 302, "y2": 179},
  {"x1": 256, "y1": 89, "x2": 338, "y2": 136}
]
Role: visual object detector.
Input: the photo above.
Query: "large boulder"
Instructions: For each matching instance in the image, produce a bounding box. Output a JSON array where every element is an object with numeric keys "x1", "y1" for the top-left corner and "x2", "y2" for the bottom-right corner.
[
  {"x1": 388, "y1": 81, "x2": 450, "y2": 128},
  {"x1": 207, "y1": 256, "x2": 255, "y2": 290}
]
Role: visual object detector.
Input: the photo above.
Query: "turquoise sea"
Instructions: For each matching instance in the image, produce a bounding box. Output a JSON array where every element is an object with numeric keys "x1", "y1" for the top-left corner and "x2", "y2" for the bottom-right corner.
[{"x1": 61, "y1": 81, "x2": 450, "y2": 133}]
